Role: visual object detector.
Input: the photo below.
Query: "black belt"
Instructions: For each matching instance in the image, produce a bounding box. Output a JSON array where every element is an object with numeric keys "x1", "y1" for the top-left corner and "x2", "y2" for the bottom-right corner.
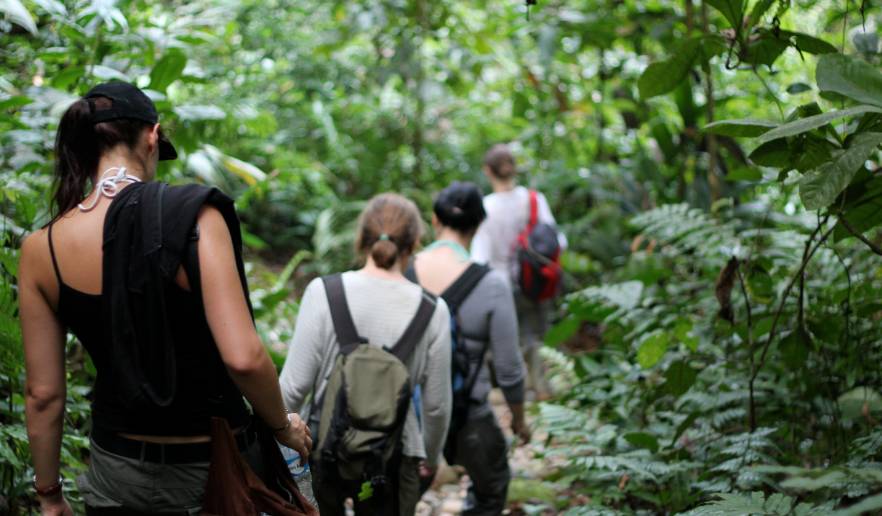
[{"x1": 91, "y1": 422, "x2": 257, "y2": 464}]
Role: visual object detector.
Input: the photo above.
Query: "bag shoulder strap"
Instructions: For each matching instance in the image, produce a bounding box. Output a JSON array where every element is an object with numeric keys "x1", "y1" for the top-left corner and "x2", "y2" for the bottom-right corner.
[
  {"x1": 528, "y1": 189, "x2": 539, "y2": 229},
  {"x1": 441, "y1": 263, "x2": 490, "y2": 313},
  {"x1": 321, "y1": 274, "x2": 366, "y2": 355},
  {"x1": 390, "y1": 290, "x2": 437, "y2": 363},
  {"x1": 464, "y1": 336, "x2": 490, "y2": 397},
  {"x1": 183, "y1": 224, "x2": 202, "y2": 301}
]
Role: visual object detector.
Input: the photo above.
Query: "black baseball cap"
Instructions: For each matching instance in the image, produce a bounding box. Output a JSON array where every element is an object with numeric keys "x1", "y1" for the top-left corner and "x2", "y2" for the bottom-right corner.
[{"x1": 84, "y1": 82, "x2": 177, "y2": 161}]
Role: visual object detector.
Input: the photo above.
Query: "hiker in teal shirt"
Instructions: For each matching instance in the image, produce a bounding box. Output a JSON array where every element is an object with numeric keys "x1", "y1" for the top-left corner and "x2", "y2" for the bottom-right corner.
[{"x1": 408, "y1": 182, "x2": 529, "y2": 515}]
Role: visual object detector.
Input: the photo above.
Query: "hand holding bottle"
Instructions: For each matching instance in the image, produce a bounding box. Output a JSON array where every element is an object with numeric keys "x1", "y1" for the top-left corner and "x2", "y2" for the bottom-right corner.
[{"x1": 274, "y1": 412, "x2": 312, "y2": 460}]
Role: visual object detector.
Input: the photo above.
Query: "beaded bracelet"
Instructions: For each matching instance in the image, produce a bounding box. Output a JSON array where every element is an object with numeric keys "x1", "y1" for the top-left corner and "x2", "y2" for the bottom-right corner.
[{"x1": 33, "y1": 476, "x2": 62, "y2": 497}]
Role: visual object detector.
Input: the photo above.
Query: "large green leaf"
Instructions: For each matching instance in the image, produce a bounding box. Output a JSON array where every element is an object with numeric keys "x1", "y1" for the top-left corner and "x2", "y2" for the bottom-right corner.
[
  {"x1": 544, "y1": 314, "x2": 581, "y2": 347},
  {"x1": 638, "y1": 39, "x2": 701, "y2": 99},
  {"x1": 838, "y1": 387, "x2": 882, "y2": 420},
  {"x1": 792, "y1": 133, "x2": 838, "y2": 172},
  {"x1": 663, "y1": 360, "x2": 697, "y2": 396},
  {"x1": 836, "y1": 200, "x2": 882, "y2": 240},
  {"x1": 706, "y1": 0, "x2": 745, "y2": 31},
  {"x1": 799, "y1": 132, "x2": 882, "y2": 210},
  {"x1": 1, "y1": 0, "x2": 37, "y2": 35},
  {"x1": 704, "y1": 118, "x2": 776, "y2": 137},
  {"x1": 623, "y1": 432, "x2": 659, "y2": 453},
  {"x1": 744, "y1": 30, "x2": 791, "y2": 67},
  {"x1": 747, "y1": 0, "x2": 775, "y2": 27},
  {"x1": 782, "y1": 30, "x2": 837, "y2": 55},
  {"x1": 0, "y1": 95, "x2": 31, "y2": 110},
  {"x1": 816, "y1": 53, "x2": 882, "y2": 107},
  {"x1": 757, "y1": 105, "x2": 882, "y2": 144},
  {"x1": 833, "y1": 173, "x2": 882, "y2": 239},
  {"x1": 636, "y1": 332, "x2": 669, "y2": 368},
  {"x1": 749, "y1": 139, "x2": 790, "y2": 168},
  {"x1": 149, "y1": 48, "x2": 188, "y2": 93}
]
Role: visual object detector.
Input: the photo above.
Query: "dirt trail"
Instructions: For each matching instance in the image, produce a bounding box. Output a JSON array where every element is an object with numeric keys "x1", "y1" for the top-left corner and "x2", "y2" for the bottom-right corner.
[{"x1": 416, "y1": 390, "x2": 558, "y2": 515}]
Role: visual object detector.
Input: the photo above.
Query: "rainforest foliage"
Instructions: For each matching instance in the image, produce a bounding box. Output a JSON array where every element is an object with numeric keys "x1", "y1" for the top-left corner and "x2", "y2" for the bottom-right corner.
[{"x1": 2, "y1": 0, "x2": 882, "y2": 514}]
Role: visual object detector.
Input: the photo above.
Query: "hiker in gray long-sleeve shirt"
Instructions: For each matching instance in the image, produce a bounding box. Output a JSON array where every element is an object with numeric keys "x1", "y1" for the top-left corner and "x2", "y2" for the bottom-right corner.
[
  {"x1": 409, "y1": 182, "x2": 528, "y2": 516},
  {"x1": 280, "y1": 193, "x2": 452, "y2": 515}
]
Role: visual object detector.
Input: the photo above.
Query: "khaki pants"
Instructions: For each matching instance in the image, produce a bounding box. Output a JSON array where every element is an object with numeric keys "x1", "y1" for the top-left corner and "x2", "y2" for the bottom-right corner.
[
  {"x1": 515, "y1": 292, "x2": 552, "y2": 397},
  {"x1": 78, "y1": 437, "x2": 264, "y2": 515}
]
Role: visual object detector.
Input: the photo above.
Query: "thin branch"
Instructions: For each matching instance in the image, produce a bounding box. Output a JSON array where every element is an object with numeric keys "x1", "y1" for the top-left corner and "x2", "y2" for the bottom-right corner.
[
  {"x1": 701, "y1": 0, "x2": 721, "y2": 200},
  {"x1": 753, "y1": 219, "x2": 832, "y2": 376},
  {"x1": 753, "y1": 67, "x2": 785, "y2": 120},
  {"x1": 798, "y1": 259, "x2": 806, "y2": 335},
  {"x1": 839, "y1": 217, "x2": 882, "y2": 255},
  {"x1": 831, "y1": 246, "x2": 853, "y2": 347},
  {"x1": 737, "y1": 265, "x2": 757, "y2": 430}
]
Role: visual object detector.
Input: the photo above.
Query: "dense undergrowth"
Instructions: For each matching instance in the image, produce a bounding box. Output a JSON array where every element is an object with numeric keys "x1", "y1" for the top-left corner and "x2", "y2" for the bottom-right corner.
[{"x1": 3, "y1": 0, "x2": 882, "y2": 514}]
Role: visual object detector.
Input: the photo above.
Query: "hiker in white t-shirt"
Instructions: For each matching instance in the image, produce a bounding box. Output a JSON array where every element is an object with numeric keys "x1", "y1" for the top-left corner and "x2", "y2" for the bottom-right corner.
[{"x1": 471, "y1": 144, "x2": 567, "y2": 400}]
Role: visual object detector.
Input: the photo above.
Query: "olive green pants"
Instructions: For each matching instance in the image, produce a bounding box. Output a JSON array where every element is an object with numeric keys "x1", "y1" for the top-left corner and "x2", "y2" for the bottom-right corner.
[
  {"x1": 78, "y1": 437, "x2": 264, "y2": 515},
  {"x1": 312, "y1": 454, "x2": 421, "y2": 516}
]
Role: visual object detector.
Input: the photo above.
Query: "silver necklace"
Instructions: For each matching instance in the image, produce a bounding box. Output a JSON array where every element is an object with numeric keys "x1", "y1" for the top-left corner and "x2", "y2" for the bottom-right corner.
[{"x1": 78, "y1": 166, "x2": 142, "y2": 212}]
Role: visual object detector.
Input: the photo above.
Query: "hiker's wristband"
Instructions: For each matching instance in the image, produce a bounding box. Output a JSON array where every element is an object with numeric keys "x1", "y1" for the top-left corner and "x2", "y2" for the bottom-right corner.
[
  {"x1": 33, "y1": 475, "x2": 62, "y2": 497},
  {"x1": 272, "y1": 414, "x2": 291, "y2": 433}
]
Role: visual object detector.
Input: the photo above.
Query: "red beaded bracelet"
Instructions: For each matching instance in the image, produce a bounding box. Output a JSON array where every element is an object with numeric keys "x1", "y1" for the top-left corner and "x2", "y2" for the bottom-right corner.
[{"x1": 33, "y1": 476, "x2": 62, "y2": 497}]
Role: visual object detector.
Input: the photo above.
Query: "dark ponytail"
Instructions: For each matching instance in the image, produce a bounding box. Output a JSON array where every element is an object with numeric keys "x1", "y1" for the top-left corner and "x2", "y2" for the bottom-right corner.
[
  {"x1": 433, "y1": 181, "x2": 486, "y2": 234},
  {"x1": 355, "y1": 193, "x2": 424, "y2": 270},
  {"x1": 52, "y1": 97, "x2": 150, "y2": 219}
]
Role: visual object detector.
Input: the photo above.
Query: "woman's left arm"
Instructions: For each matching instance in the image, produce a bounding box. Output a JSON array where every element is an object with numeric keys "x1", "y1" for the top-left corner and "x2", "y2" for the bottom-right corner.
[{"x1": 19, "y1": 233, "x2": 72, "y2": 515}]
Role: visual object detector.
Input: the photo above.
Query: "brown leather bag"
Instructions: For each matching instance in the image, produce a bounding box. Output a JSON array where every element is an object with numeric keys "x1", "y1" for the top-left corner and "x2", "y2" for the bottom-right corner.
[{"x1": 201, "y1": 417, "x2": 318, "y2": 516}]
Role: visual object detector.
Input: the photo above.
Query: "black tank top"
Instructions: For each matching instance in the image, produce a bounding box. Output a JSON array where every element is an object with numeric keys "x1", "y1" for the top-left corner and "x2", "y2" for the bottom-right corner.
[{"x1": 48, "y1": 224, "x2": 249, "y2": 436}]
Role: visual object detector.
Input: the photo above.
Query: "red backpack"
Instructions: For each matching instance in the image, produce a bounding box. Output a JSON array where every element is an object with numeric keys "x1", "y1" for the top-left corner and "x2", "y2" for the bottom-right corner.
[{"x1": 516, "y1": 190, "x2": 562, "y2": 301}]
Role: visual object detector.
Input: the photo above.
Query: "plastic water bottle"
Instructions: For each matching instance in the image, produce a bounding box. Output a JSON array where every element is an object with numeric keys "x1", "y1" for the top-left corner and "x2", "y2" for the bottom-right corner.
[{"x1": 278, "y1": 443, "x2": 316, "y2": 506}]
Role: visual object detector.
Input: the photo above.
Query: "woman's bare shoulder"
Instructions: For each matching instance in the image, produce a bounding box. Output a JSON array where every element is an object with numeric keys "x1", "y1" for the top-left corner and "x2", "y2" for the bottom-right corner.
[{"x1": 20, "y1": 227, "x2": 49, "y2": 264}]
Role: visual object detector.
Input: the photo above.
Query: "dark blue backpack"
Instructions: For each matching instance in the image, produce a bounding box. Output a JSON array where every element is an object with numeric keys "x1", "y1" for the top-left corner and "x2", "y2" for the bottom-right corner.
[{"x1": 405, "y1": 262, "x2": 490, "y2": 462}]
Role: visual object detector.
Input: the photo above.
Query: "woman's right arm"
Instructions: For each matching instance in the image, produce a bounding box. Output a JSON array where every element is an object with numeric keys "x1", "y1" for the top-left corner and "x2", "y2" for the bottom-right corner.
[
  {"x1": 487, "y1": 273, "x2": 531, "y2": 443},
  {"x1": 20, "y1": 233, "x2": 73, "y2": 516},
  {"x1": 196, "y1": 206, "x2": 311, "y2": 458}
]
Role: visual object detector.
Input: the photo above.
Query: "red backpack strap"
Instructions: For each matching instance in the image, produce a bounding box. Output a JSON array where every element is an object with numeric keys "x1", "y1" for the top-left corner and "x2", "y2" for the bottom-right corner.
[{"x1": 528, "y1": 189, "x2": 539, "y2": 230}]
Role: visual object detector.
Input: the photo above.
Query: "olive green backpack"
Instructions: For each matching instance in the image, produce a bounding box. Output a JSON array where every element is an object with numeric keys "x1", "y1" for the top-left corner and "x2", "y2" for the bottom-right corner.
[{"x1": 316, "y1": 274, "x2": 437, "y2": 499}]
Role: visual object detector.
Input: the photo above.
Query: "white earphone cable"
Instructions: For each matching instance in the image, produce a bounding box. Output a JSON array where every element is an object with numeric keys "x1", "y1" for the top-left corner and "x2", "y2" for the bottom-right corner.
[{"x1": 77, "y1": 166, "x2": 142, "y2": 212}]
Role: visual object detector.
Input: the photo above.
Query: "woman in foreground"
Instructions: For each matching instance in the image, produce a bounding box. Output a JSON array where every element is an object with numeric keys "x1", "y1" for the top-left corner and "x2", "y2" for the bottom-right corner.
[{"x1": 19, "y1": 82, "x2": 310, "y2": 515}]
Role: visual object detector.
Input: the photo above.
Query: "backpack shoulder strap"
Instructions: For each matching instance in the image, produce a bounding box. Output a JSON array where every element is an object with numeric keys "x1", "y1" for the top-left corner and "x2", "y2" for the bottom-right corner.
[
  {"x1": 441, "y1": 263, "x2": 490, "y2": 313},
  {"x1": 404, "y1": 260, "x2": 418, "y2": 284},
  {"x1": 321, "y1": 274, "x2": 366, "y2": 355},
  {"x1": 528, "y1": 189, "x2": 539, "y2": 229},
  {"x1": 390, "y1": 290, "x2": 437, "y2": 363}
]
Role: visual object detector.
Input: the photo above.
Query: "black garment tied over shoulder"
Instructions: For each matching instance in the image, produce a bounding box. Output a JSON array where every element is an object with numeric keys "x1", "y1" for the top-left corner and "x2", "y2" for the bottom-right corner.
[{"x1": 102, "y1": 181, "x2": 253, "y2": 412}]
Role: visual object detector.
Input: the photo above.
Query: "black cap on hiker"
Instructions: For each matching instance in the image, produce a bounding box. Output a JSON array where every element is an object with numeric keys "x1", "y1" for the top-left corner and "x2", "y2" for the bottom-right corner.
[{"x1": 84, "y1": 82, "x2": 178, "y2": 161}]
